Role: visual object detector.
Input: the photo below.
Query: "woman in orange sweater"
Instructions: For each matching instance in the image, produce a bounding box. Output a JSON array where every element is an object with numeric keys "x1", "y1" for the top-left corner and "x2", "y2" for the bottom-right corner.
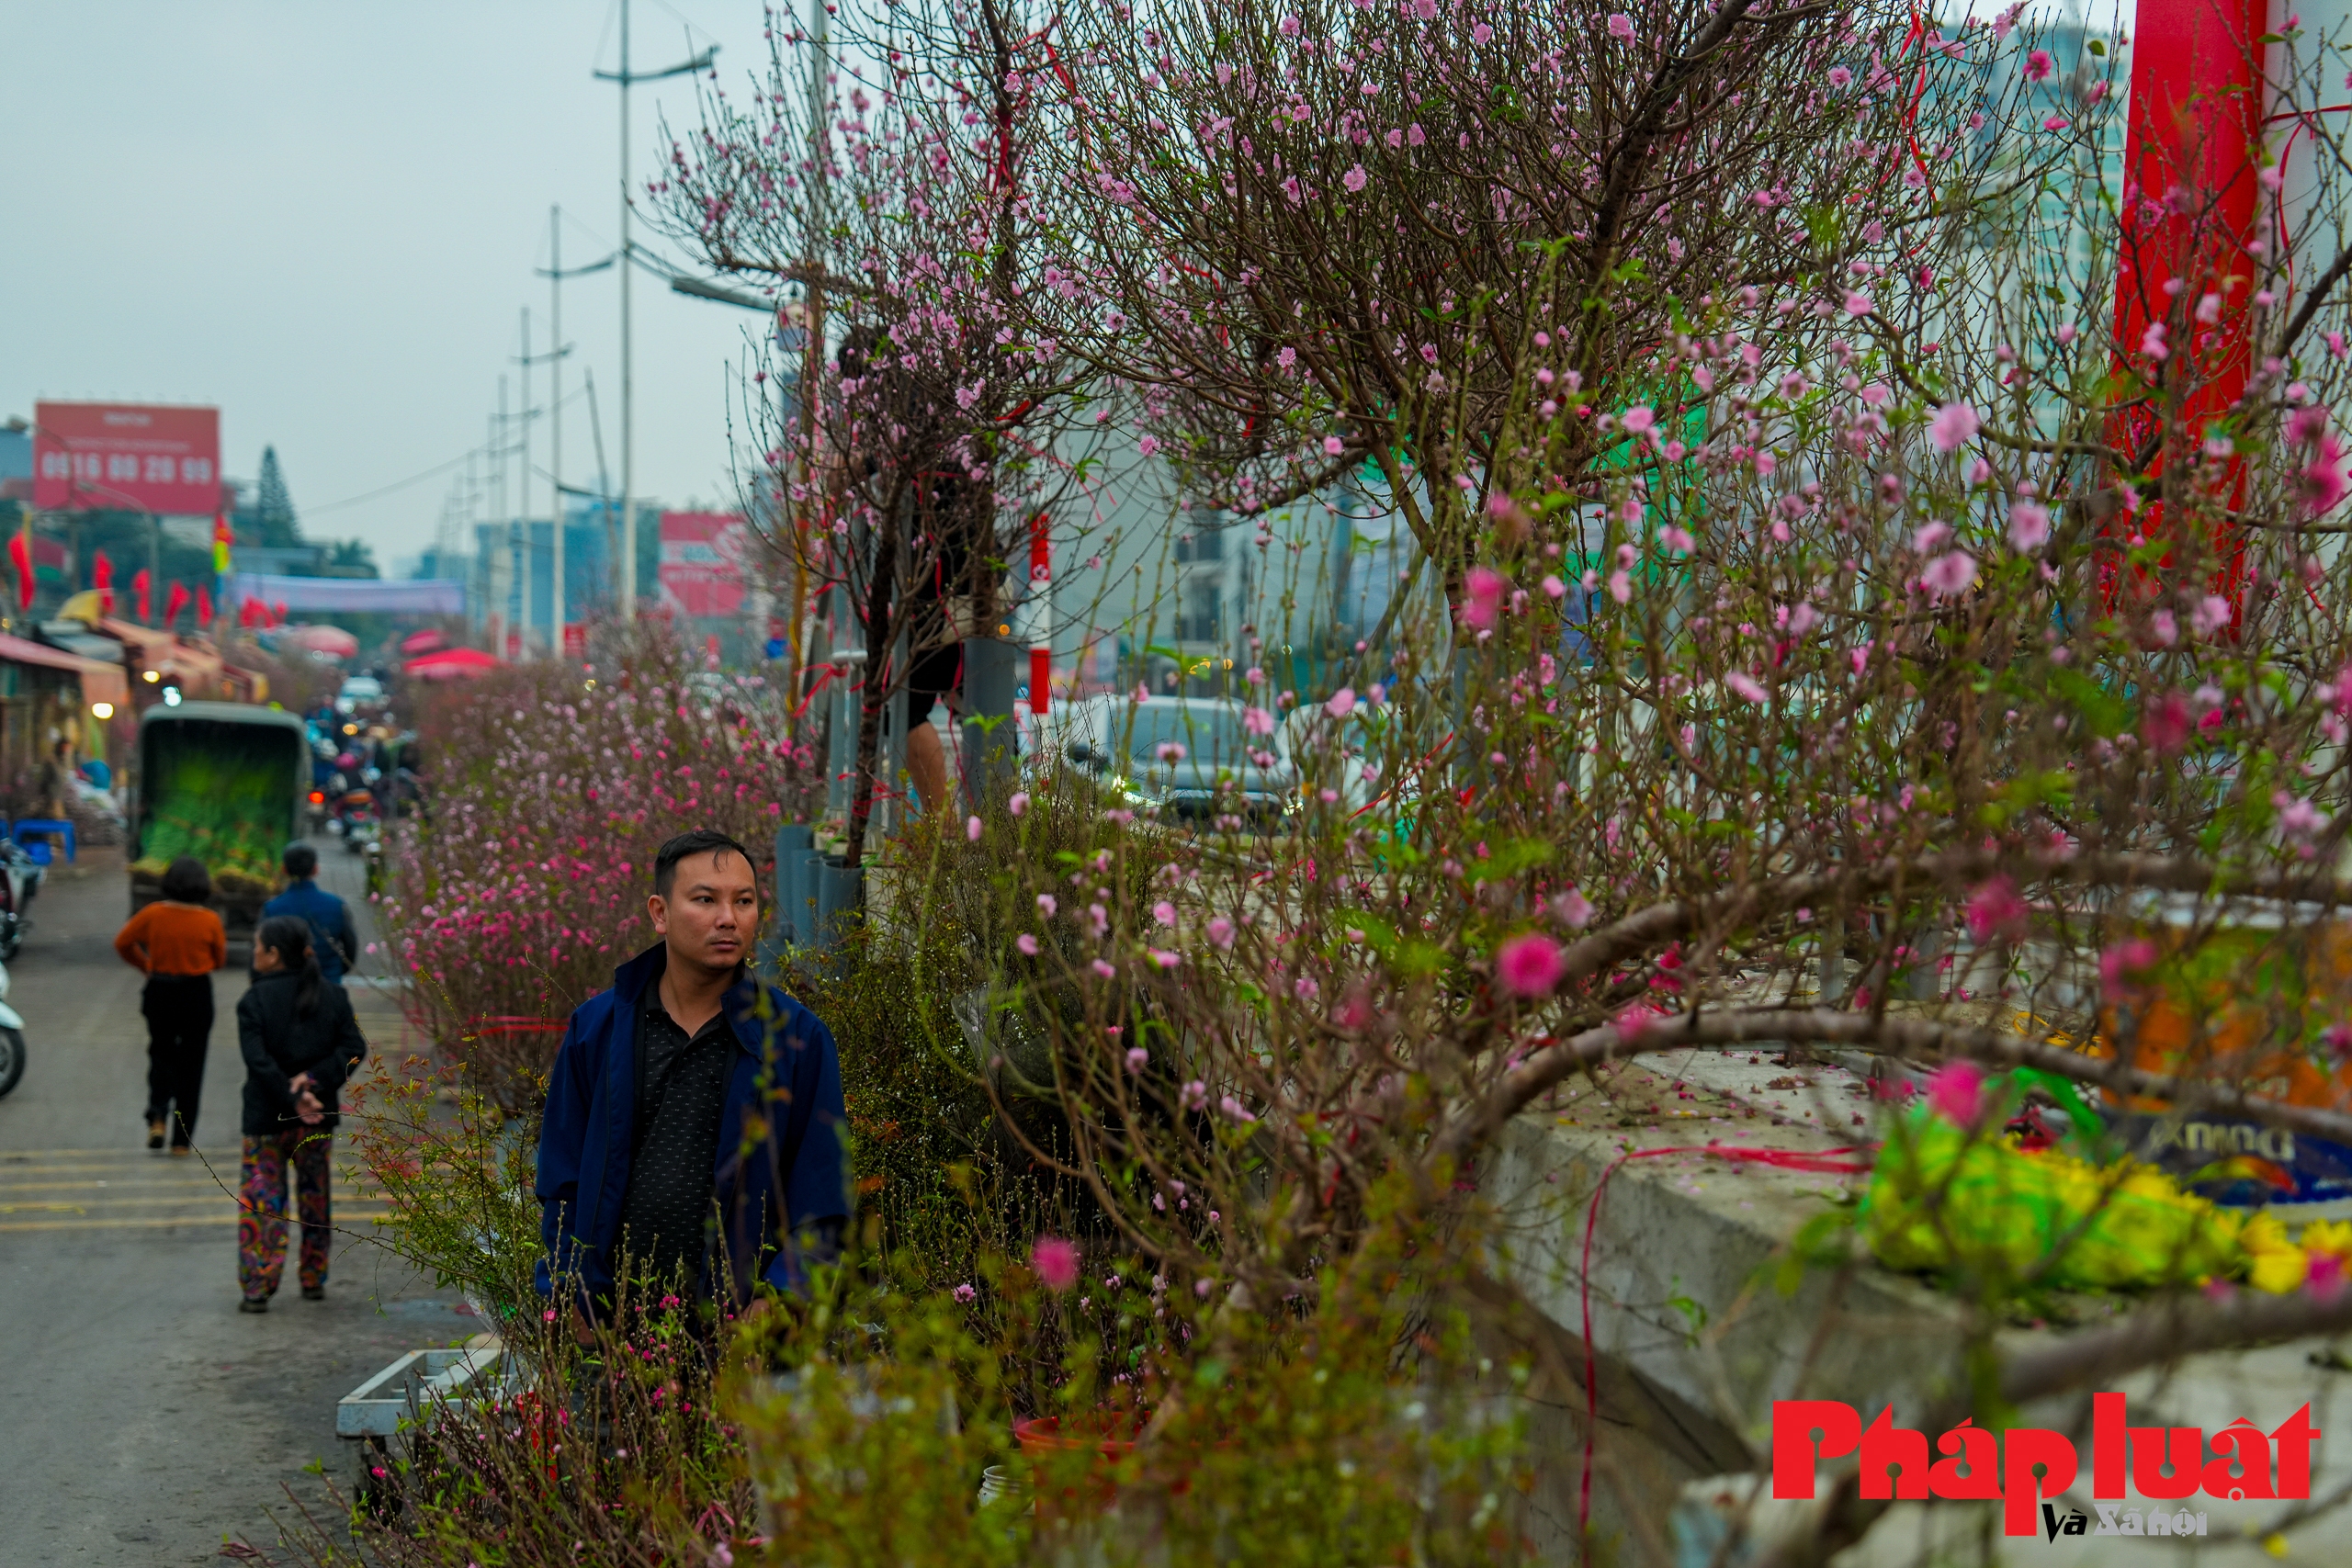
[{"x1": 114, "y1": 857, "x2": 228, "y2": 1153}]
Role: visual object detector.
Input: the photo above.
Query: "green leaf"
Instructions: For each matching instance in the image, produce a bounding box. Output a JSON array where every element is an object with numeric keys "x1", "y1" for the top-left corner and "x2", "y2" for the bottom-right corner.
[{"x1": 2048, "y1": 666, "x2": 2130, "y2": 738}]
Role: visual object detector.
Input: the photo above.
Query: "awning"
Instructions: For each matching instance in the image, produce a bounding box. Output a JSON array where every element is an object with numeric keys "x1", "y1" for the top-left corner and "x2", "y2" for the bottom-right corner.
[
  {"x1": 224, "y1": 572, "x2": 465, "y2": 615},
  {"x1": 35, "y1": 620, "x2": 129, "y2": 661},
  {"x1": 96, "y1": 617, "x2": 173, "y2": 662},
  {"x1": 0, "y1": 633, "x2": 130, "y2": 712},
  {"x1": 96, "y1": 619, "x2": 223, "y2": 694}
]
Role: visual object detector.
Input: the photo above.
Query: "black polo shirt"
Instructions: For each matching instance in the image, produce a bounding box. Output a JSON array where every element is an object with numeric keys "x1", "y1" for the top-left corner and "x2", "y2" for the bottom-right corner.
[{"x1": 615, "y1": 985, "x2": 737, "y2": 1295}]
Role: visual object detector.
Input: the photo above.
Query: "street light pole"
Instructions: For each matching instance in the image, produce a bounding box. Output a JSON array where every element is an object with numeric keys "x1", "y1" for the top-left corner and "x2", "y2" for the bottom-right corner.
[
  {"x1": 549, "y1": 206, "x2": 565, "y2": 656},
  {"x1": 617, "y1": 0, "x2": 633, "y2": 620},
  {"x1": 537, "y1": 217, "x2": 611, "y2": 643},
  {"x1": 519, "y1": 307, "x2": 533, "y2": 654},
  {"x1": 595, "y1": 6, "x2": 716, "y2": 624}
]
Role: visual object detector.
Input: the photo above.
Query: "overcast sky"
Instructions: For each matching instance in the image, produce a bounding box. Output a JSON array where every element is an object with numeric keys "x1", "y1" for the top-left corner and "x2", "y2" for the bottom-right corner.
[{"x1": 0, "y1": 1, "x2": 798, "y2": 573}]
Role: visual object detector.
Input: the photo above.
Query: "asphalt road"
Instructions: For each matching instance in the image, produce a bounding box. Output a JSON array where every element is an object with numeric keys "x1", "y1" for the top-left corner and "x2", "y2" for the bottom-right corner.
[{"x1": 0, "y1": 836, "x2": 468, "y2": 1566}]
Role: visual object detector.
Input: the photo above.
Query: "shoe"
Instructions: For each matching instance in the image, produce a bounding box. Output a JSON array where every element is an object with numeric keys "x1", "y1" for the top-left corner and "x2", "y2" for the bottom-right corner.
[
  {"x1": 238, "y1": 1297, "x2": 269, "y2": 1314},
  {"x1": 146, "y1": 1121, "x2": 164, "y2": 1151},
  {"x1": 169, "y1": 1145, "x2": 193, "y2": 1158},
  {"x1": 301, "y1": 1285, "x2": 325, "y2": 1302}
]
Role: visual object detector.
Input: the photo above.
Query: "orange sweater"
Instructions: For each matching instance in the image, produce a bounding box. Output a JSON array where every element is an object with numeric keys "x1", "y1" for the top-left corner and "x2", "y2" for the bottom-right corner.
[{"x1": 115, "y1": 901, "x2": 227, "y2": 977}]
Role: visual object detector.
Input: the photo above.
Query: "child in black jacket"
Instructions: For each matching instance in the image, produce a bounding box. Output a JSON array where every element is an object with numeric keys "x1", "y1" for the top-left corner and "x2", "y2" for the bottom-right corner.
[{"x1": 235, "y1": 915, "x2": 368, "y2": 1312}]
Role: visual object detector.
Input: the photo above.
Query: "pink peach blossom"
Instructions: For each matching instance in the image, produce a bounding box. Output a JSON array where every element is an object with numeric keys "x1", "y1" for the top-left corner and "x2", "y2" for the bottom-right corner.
[
  {"x1": 1032, "y1": 1236, "x2": 1080, "y2": 1292},
  {"x1": 1496, "y1": 931, "x2": 1565, "y2": 997}
]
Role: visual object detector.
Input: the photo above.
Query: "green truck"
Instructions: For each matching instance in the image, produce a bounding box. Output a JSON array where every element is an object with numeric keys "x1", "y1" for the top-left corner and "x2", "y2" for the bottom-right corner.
[{"x1": 130, "y1": 702, "x2": 310, "y2": 953}]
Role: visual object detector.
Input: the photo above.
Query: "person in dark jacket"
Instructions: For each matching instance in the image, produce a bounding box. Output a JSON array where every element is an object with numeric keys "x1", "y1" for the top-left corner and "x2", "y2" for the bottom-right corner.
[
  {"x1": 536, "y1": 829, "x2": 847, "y2": 1331},
  {"x1": 235, "y1": 915, "x2": 368, "y2": 1313},
  {"x1": 115, "y1": 856, "x2": 228, "y2": 1152},
  {"x1": 261, "y1": 842, "x2": 357, "y2": 984}
]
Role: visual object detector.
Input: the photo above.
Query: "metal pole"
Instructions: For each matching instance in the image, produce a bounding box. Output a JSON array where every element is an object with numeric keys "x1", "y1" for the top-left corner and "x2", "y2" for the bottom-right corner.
[
  {"x1": 495, "y1": 384, "x2": 511, "y2": 657},
  {"x1": 465, "y1": 446, "x2": 479, "y2": 637},
  {"x1": 519, "y1": 307, "x2": 533, "y2": 655},
  {"x1": 550, "y1": 205, "x2": 567, "y2": 658},
  {"x1": 618, "y1": 0, "x2": 637, "y2": 620}
]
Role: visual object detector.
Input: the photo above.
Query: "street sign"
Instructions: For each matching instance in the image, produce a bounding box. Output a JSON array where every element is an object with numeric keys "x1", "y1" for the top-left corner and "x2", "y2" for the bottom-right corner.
[
  {"x1": 31, "y1": 402, "x2": 220, "y2": 516},
  {"x1": 658, "y1": 510, "x2": 751, "y2": 616}
]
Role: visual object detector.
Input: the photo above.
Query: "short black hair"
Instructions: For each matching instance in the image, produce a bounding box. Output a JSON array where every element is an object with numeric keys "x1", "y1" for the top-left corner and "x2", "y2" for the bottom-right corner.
[
  {"x1": 160, "y1": 857, "x2": 211, "y2": 904},
  {"x1": 653, "y1": 829, "x2": 759, "y2": 902},
  {"x1": 283, "y1": 842, "x2": 319, "y2": 878}
]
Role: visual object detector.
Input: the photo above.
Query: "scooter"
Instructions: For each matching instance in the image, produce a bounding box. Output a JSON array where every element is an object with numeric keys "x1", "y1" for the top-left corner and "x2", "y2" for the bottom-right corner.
[
  {"x1": 0, "y1": 840, "x2": 42, "y2": 962},
  {"x1": 0, "y1": 957, "x2": 29, "y2": 1099},
  {"x1": 339, "y1": 788, "x2": 380, "y2": 854}
]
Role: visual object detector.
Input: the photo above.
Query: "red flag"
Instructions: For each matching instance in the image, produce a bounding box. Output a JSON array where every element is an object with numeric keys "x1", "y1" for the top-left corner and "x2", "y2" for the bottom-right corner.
[
  {"x1": 6, "y1": 533, "x2": 29, "y2": 613},
  {"x1": 270, "y1": 601, "x2": 287, "y2": 626},
  {"x1": 164, "y1": 581, "x2": 190, "y2": 626},
  {"x1": 195, "y1": 585, "x2": 213, "y2": 626},
  {"x1": 132, "y1": 568, "x2": 152, "y2": 624},
  {"x1": 92, "y1": 551, "x2": 115, "y2": 615},
  {"x1": 239, "y1": 596, "x2": 259, "y2": 628}
]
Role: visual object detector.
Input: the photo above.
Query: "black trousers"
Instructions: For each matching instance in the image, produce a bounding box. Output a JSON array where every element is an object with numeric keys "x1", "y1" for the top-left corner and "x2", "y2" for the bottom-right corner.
[{"x1": 142, "y1": 975, "x2": 213, "y2": 1147}]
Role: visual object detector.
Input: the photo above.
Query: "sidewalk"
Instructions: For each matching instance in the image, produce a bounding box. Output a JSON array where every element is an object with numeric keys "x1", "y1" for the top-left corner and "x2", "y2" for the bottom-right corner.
[{"x1": 1490, "y1": 1050, "x2": 2351, "y2": 1563}]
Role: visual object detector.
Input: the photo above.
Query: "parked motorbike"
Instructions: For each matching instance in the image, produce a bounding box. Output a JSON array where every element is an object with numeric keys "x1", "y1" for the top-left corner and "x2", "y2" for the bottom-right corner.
[
  {"x1": 0, "y1": 957, "x2": 29, "y2": 1099},
  {"x1": 0, "y1": 840, "x2": 43, "y2": 962}
]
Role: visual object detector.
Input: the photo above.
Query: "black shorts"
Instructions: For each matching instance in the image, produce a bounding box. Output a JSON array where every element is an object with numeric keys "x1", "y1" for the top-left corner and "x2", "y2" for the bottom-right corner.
[{"x1": 907, "y1": 643, "x2": 964, "y2": 720}]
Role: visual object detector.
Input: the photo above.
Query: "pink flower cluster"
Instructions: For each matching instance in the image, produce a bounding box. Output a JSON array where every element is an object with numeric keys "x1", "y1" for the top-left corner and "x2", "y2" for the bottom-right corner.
[{"x1": 385, "y1": 638, "x2": 818, "y2": 1090}]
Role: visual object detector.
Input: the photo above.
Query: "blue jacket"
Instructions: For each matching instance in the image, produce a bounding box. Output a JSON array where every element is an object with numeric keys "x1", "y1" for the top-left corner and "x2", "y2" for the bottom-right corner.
[
  {"x1": 534, "y1": 943, "x2": 848, "y2": 1308},
  {"x1": 262, "y1": 879, "x2": 357, "y2": 984}
]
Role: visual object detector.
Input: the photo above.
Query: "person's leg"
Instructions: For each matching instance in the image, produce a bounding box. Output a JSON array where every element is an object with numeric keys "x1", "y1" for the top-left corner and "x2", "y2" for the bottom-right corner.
[
  {"x1": 294, "y1": 1133, "x2": 334, "y2": 1292},
  {"x1": 901, "y1": 644, "x2": 962, "y2": 818},
  {"x1": 165, "y1": 983, "x2": 213, "y2": 1149},
  {"x1": 239, "y1": 1134, "x2": 290, "y2": 1302},
  {"x1": 141, "y1": 987, "x2": 171, "y2": 1145},
  {"x1": 907, "y1": 716, "x2": 946, "y2": 818}
]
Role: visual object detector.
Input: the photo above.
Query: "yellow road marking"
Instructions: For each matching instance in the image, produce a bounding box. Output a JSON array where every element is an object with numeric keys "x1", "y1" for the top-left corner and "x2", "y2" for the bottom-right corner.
[
  {"x1": 0, "y1": 1211, "x2": 392, "y2": 1233},
  {"x1": 1, "y1": 1146, "x2": 368, "y2": 1158},
  {"x1": 0, "y1": 1179, "x2": 312, "y2": 1194},
  {"x1": 0, "y1": 1161, "x2": 362, "y2": 1170},
  {"x1": 0, "y1": 1164, "x2": 363, "y2": 1178},
  {"x1": 1, "y1": 1193, "x2": 386, "y2": 1213}
]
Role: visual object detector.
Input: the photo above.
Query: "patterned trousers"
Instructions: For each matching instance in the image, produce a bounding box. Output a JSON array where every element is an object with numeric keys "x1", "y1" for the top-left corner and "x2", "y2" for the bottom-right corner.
[{"x1": 239, "y1": 1130, "x2": 333, "y2": 1300}]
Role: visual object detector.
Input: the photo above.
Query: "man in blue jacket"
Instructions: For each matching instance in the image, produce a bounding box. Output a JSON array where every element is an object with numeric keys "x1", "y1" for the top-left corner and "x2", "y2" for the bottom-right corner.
[
  {"x1": 536, "y1": 829, "x2": 847, "y2": 1326},
  {"x1": 263, "y1": 843, "x2": 358, "y2": 983}
]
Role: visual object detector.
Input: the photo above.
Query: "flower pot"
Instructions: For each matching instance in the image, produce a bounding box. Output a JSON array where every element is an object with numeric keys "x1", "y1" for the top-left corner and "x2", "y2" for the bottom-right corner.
[
  {"x1": 770, "y1": 822, "x2": 814, "y2": 951},
  {"x1": 812, "y1": 854, "x2": 864, "y2": 953},
  {"x1": 1014, "y1": 1415, "x2": 1136, "y2": 1521}
]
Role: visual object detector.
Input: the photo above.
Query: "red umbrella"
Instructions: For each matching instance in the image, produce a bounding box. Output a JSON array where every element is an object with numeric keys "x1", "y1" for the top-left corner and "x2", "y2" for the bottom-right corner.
[
  {"x1": 400, "y1": 628, "x2": 447, "y2": 656},
  {"x1": 403, "y1": 647, "x2": 501, "y2": 682}
]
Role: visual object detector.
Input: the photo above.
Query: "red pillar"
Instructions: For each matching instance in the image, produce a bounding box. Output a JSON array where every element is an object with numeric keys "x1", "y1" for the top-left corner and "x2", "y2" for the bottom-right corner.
[
  {"x1": 2110, "y1": 0, "x2": 2270, "y2": 606},
  {"x1": 1028, "y1": 512, "x2": 1053, "y2": 715}
]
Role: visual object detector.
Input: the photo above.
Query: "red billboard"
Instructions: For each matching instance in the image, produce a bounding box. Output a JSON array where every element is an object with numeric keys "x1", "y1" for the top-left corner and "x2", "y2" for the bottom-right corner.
[
  {"x1": 31, "y1": 401, "x2": 220, "y2": 516},
  {"x1": 658, "y1": 510, "x2": 752, "y2": 617}
]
